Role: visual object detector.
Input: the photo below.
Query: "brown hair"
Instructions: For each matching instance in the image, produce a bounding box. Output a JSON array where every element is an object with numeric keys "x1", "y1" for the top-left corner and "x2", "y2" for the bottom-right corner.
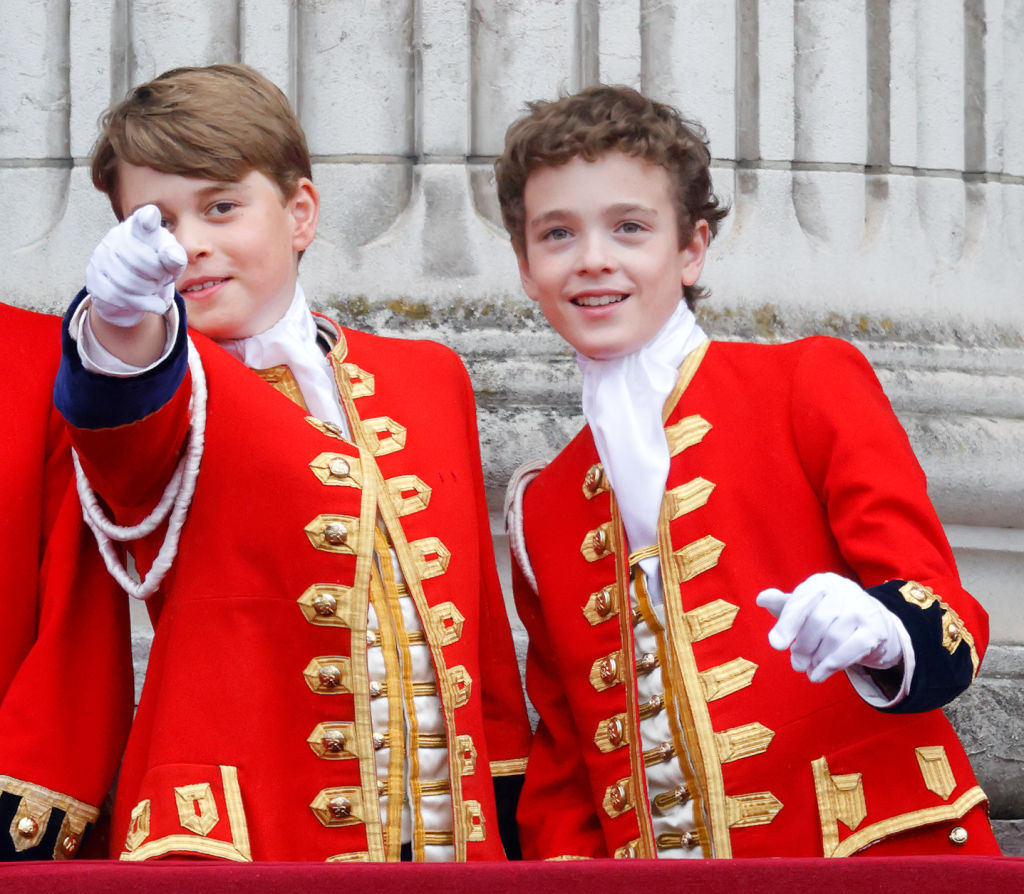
[
  {"x1": 92, "y1": 64, "x2": 311, "y2": 217},
  {"x1": 495, "y1": 85, "x2": 728, "y2": 307}
]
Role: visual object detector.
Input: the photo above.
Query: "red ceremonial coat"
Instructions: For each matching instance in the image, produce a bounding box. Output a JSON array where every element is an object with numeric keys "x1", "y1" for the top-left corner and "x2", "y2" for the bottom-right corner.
[
  {"x1": 59, "y1": 302, "x2": 530, "y2": 862},
  {"x1": 0, "y1": 304, "x2": 133, "y2": 861},
  {"x1": 511, "y1": 337, "x2": 997, "y2": 860}
]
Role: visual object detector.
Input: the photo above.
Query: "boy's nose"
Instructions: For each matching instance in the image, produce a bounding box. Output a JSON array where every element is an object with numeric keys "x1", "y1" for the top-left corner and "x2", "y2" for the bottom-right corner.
[
  {"x1": 577, "y1": 232, "x2": 616, "y2": 274},
  {"x1": 174, "y1": 220, "x2": 212, "y2": 262}
]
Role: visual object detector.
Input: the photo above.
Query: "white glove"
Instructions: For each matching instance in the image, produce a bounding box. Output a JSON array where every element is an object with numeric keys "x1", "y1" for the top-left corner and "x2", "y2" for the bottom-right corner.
[
  {"x1": 85, "y1": 204, "x2": 187, "y2": 327},
  {"x1": 756, "y1": 572, "x2": 907, "y2": 684}
]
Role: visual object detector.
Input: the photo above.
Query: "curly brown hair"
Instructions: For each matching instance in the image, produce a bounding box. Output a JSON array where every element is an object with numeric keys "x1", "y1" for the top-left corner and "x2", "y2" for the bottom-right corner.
[
  {"x1": 495, "y1": 85, "x2": 728, "y2": 307},
  {"x1": 92, "y1": 64, "x2": 311, "y2": 218}
]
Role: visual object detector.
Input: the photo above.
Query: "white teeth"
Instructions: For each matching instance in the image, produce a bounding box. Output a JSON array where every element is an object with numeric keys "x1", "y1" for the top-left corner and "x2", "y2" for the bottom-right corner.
[
  {"x1": 184, "y1": 280, "x2": 221, "y2": 293},
  {"x1": 574, "y1": 293, "x2": 626, "y2": 307}
]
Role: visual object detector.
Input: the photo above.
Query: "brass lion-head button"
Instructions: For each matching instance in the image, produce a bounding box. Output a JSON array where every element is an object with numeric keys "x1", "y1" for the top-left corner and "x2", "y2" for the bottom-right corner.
[
  {"x1": 328, "y1": 796, "x2": 352, "y2": 819},
  {"x1": 60, "y1": 834, "x2": 80, "y2": 856},
  {"x1": 369, "y1": 681, "x2": 383, "y2": 698},
  {"x1": 313, "y1": 593, "x2": 337, "y2": 617},
  {"x1": 322, "y1": 728, "x2": 347, "y2": 753},
  {"x1": 328, "y1": 457, "x2": 350, "y2": 479},
  {"x1": 949, "y1": 826, "x2": 968, "y2": 846},
  {"x1": 599, "y1": 656, "x2": 618, "y2": 685},
  {"x1": 637, "y1": 652, "x2": 657, "y2": 672},
  {"x1": 366, "y1": 629, "x2": 378, "y2": 647},
  {"x1": 583, "y1": 464, "x2": 605, "y2": 497},
  {"x1": 594, "y1": 588, "x2": 613, "y2": 617},
  {"x1": 323, "y1": 522, "x2": 348, "y2": 546},
  {"x1": 16, "y1": 817, "x2": 38, "y2": 838},
  {"x1": 372, "y1": 733, "x2": 385, "y2": 751},
  {"x1": 591, "y1": 527, "x2": 609, "y2": 556},
  {"x1": 681, "y1": 831, "x2": 699, "y2": 849},
  {"x1": 607, "y1": 718, "x2": 624, "y2": 747},
  {"x1": 318, "y1": 664, "x2": 342, "y2": 689},
  {"x1": 674, "y1": 785, "x2": 691, "y2": 805},
  {"x1": 609, "y1": 784, "x2": 628, "y2": 812}
]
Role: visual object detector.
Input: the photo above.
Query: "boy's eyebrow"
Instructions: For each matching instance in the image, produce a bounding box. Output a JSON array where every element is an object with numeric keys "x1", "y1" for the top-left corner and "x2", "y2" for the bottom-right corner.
[{"x1": 528, "y1": 202, "x2": 661, "y2": 228}]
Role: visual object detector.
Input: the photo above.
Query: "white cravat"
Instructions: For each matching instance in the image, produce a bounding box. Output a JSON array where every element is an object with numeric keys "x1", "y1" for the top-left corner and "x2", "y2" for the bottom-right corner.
[
  {"x1": 219, "y1": 284, "x2": 349, "y2": 436},
  {"x1": 577, "y1": 302, "x2": 707, "y2": 602}
]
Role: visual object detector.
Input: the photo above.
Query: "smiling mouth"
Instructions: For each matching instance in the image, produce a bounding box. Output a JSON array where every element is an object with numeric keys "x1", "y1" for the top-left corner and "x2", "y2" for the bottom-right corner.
[
  {"x1": 182, "y1": 278, "x2": 228, "y2": 294},
  {"x1": 572, "y1": 293, "x2": 627, "y2": 307}
]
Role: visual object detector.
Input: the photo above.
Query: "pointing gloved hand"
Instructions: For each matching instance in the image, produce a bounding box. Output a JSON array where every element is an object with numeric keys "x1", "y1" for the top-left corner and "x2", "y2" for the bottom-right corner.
[
  {"x1": 756, "y1": 572, "x2": 907, "y2": 683},
  {"x1": 85, "y1": 204, "x2": 187, "y2": 327}
]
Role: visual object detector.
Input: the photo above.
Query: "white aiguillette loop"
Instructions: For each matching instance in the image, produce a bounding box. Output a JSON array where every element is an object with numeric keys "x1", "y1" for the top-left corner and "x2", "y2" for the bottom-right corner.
[{"x1": 74, "y1": 337, "x2": 207, "y2": 600}]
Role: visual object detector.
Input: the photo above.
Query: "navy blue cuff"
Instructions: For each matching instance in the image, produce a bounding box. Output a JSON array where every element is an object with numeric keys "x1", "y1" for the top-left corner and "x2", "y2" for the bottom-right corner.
[
  {"x1": 0, "y1": 790, "x2": 93, "y2": 861},
  {"x1": 54, "y1": 289, "x2": 188, "y2": 430},
  {"x1": 866, "y1": 579, "x2": 978, "y2": 714}
]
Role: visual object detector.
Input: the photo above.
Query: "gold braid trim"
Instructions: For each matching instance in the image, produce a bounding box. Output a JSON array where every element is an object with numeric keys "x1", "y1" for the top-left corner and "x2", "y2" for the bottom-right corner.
[
  {"x1": 489, "y1": 758, "x2": 528, "y2": 777},
  {"x1": 2, "y1": 775, "x2": 99, "y2": 858}
]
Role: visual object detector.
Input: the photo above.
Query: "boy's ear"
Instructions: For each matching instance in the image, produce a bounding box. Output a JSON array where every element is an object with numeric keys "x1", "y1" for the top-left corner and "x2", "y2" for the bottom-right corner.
[
  {"x1": 289, "y1": 178, "x2": 320, "y2": 252},
  {"x1": 680, "y1": 219, "x2": 710, "y2": 287},
  {"x1": 516, "y1": 251, "x2": 541, "y2": 303}
]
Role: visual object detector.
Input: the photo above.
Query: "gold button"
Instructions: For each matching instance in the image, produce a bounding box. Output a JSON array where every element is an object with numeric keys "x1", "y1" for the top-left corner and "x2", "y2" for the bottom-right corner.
[
  {"x1": 620, "y1": 843, "x2": 637, "y2": 859},
  {"x1": 600, "y1": 656, "x2": 618, "y2": 685},
  {"x1": 366, "y1": 630, "x2": 378, "y2": 647},
  {"x1": 638, "y1": 653, "x2": 657, "y2": 672},
  {"x1": 372, "y1": 734, "x2": 385, "y2": 750},
  {"x1": 609, "y1": 784, "x2": 628, "y2": 812},
  {"x1": 659, "y1": 741, "x2": 675, "y2": 758},
  {"x1": 318, "y1": 664, "x2": 342, "y2": 689},
  {"x1": 328, "y1": 796, "x2": 352, "y2": 819},
  {"x1": 607, "y1": 718, "x2": 623, "y2": 747},
  {"x1": 322, "y1": 728, "x2": 347, "y2": 753},
  {"x1": 313, "y1": 593, "x2": 337, "y2": 617},
  {"x1": 649, "y1": 695, "x2": 663, "y2": 711},
  {"x1": 591, "y1": 528, "x2": 609, "y2": 555},
  {"x1": 949, "y1": 826, "x2": 968, "y2": 846},
  {"x1": 682, "y1": 831, "x2": 699, "y2": 849},
  {"x1": 674, "y1": 785, "x2": 691, "y2": 805},
  {"x1": 16, "y1": 817, "x2": 38, "y2": 838},
  {"x1": 369, "y1": 681, "x2": 382, "y2": 698},
  {"x1": 594, "y1": 588, "x2": 612, "y2": 617},
  {"x1": 947, "y1": 623, "x2": 960, "y2": 637},
  {"x1": 323, "y1": 522, "x2": 348, "y2": 546},
  {"x1": 328, "y1": 457, "x2": 350, "y2": 479},
  {"x1": 60, "y1": 835, "x2": 80, "y2": 855},
  {"x1": 583, "y1": 464, "x2": 604, "y2": 496},
  {"x1": 377, "y1": 780, "x2": 387, "y2": 796}
]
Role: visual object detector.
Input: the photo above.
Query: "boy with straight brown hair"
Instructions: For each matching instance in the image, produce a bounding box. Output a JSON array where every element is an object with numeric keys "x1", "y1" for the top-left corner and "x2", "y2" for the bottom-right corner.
[
  {"x1": 497, "y1": 85, "x2": 998, "y2": 860},
  {"x1": 55, "y1": 63, "x2": 530, "y2": 863}
]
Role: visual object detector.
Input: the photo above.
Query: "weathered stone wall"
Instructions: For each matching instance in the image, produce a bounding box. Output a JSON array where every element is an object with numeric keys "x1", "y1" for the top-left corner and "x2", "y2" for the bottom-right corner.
[{"x1": 4, "y1": 0, "x2": 1023, "y2": 853}]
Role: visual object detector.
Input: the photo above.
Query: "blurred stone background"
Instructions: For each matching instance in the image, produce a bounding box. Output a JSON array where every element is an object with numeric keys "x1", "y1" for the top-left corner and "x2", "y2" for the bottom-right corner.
[{"x1": 1, "y1": 0, "x2": 1021, "y2": 854}]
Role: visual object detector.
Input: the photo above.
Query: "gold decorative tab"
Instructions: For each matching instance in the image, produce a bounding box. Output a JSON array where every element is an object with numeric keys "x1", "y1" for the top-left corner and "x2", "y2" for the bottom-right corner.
[
  {"x1": 124, "y1": 799, "x2": 151, "y2": 853},
  {"x1": 684, "y1": 600, "x2": 739, "y2": 642},
  {"x1": 305, "y1": 417, "x2": 347, "y2": 440},
  {"x1": 340, "y1": 363, "x2": 375, "y2": 398},
  {"x1": 175, "y1": 783, "x2": 220, "y2": 836},
  {"x1": 899, "y1": 581, "x2": 940, "y2": 610},
  {"x1": 715, "y1": 723, "x2": 775, "y2": 763},
  {"x1": 255, "y1": 365, "x2": 306, "y2": 409},
  {"x1": 463, "y1": 801, "x2": 486, "y2": 842},
  {"x1": 602, "y1": 779, "x2": 633, "y2": 818},
  {"x1": 698, "y1": 657, "x2": 757, "y2": 702},
  {"x1": 310, "y1": 788, "x2": 367, "y2": 827},
  {"x1": 581, "y1": 523, "x2": 615, "y2": 562},
  {"x1": 594, "y1": 714, "x2": 629, "y2": 753},
  {"x1": 307, "y1": 722, "x2": 358, "y2": 760},
  {"x1": 425, "y1": 601, "x2": 465, "y2": 646},
  {"x1": 309, "y1": 452, "x2": 363, "y2": 488},
  {"x1": 304, "y1": 515, "x2": 359, "y2": 555},
  {"x1": 582, "y1": 463, "x2": 609, "y2": 499},
  {"x1": 666, "y1": 477, "x2": 715, "y2": 520},
  {"x1": 589, "y1": 652, "x2": 623, "y2": 691},
  {"x1": 10, "y1": 803, "x2": 47, "y2": 851},
  {"x1": 812, "y1": 756, "x2": 867, "y2": 856},
  {"x1": 303, "y1": 656, "x2": 352, "y2": 694},
  {"x1": 361, "y1": 416, "x2": 407, "y2": 456},
  {"x1": 297, "y1": 584, "x2": 363, "y2": 628},
  {"x1": 410, "y1": 537, "x2": 451, "y2": 579},
  {"x1": 916, "y1": 746, "x2": 956, "y2": 799},
  {"x1": 673, "y1": 535, "x2": 725, "y2": 582},
  {"x1": 725, "y1": 792, "x2": 783, "y2": 828},
  {"x1": 666, "y1": 415, "x2": 711, "y2": 457},
  {"x1": 582, "y1": 585, "x2": 618, "y2": 625},
  {"x1": 614, "y1": 839, "x2": 642, "y2": 859},
  {"x1": 454, "y1": 735, "x2": 478, "y2": 776},
  {"x1": 386, "y1": 475, "x2": 432, "y2": 515},
  {"x1": 449, "y1": 665, "x2": 473, "y2": 708}
]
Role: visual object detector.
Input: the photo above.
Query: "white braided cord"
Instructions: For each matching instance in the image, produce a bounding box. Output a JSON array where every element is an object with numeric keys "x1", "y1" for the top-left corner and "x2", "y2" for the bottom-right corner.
[{"x1": 73, "y1": 337, "x2": 207, "y2": 600}]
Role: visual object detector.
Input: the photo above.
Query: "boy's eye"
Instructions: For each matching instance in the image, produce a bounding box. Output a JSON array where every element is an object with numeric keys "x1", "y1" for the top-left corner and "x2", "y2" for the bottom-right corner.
[
  {"x1": 542, "y1": 226, "x2": 571, "y2": 241},
  {"x1": 617, "y1": 221, "x2": 644, "y2": 234},
  {"x1": 209, "y1": 201, "x2": 238, "y2": 216}
]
